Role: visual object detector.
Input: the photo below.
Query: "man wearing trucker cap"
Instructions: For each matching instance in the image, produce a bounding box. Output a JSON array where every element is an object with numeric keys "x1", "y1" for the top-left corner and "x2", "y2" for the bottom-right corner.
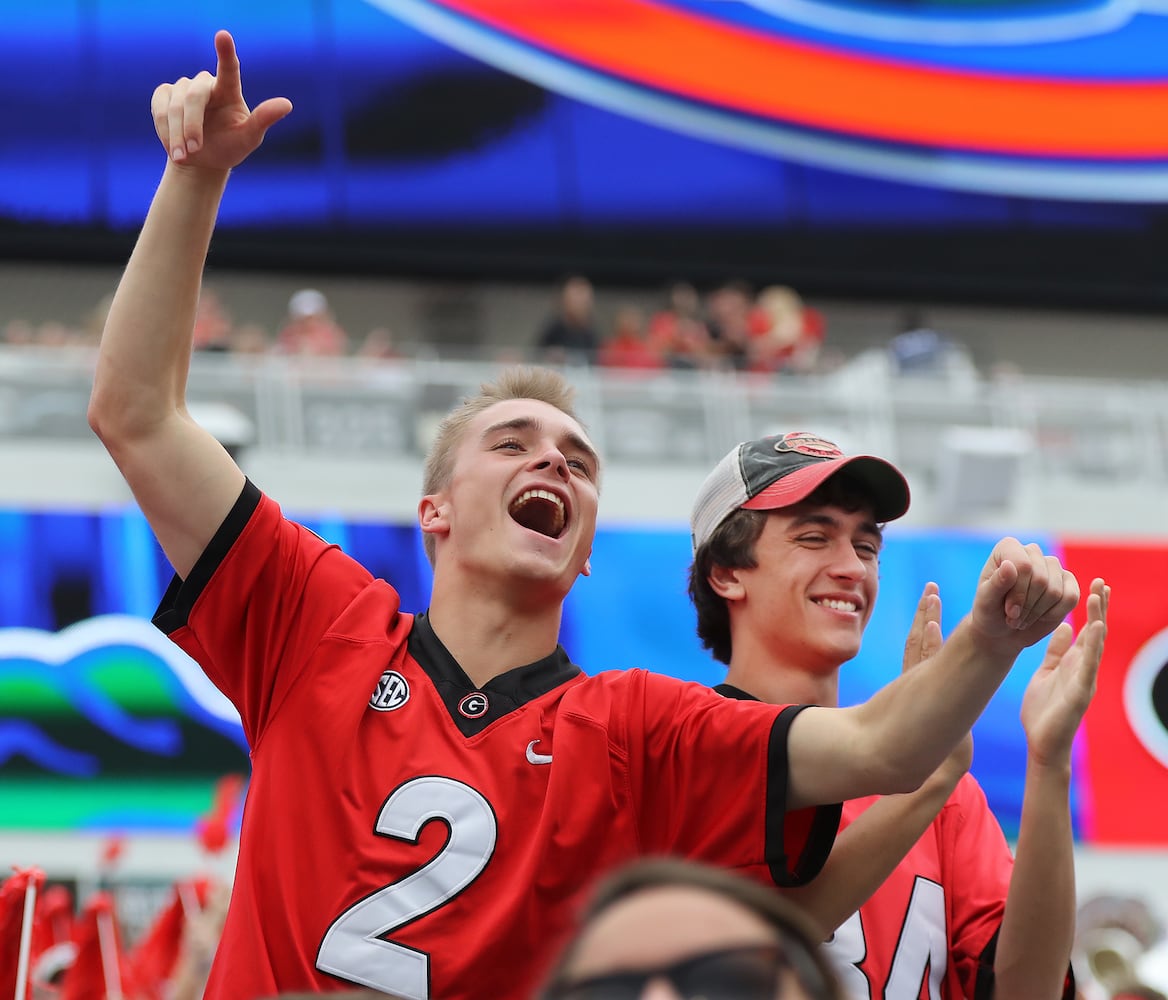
[{"x1": 689, "y1": 431, "x2": 1108, "y2": 1000}]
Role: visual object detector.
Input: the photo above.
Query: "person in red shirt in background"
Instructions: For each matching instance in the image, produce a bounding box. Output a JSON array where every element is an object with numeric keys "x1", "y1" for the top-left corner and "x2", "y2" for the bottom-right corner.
[
  {"x1": 276, "y1": 288, "x2": 348, "y2": 356},
  {"x1": 644, "y1": 282, "x2": 716, "y2": 369},
  {"x1": 747, "y1": 285, "x2": 826, "y2": 374},
  {"x1": 192, "y1": 287, "x2": 234, "y2": 353},
  {"x1": 597, "y1": 305, "x2": 663, "y2": 371}
]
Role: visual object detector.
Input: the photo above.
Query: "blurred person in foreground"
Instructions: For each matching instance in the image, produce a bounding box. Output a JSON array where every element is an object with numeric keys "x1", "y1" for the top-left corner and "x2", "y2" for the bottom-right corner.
[
  {"x1": 689, "y1": 431, "x2": 1109, "y2": 1000},
  {"x1": 89, "y1": 31, "x2": 1087, "y2": 1000},
  {"x1": 540, "y1": 857, "x2": 845, "y2": 1000}
]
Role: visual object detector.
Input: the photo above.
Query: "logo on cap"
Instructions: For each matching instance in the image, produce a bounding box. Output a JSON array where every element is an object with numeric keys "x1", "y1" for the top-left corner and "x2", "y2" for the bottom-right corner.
[{"x1": 773, "y1": 432, "x2": 844, "y2": 459}]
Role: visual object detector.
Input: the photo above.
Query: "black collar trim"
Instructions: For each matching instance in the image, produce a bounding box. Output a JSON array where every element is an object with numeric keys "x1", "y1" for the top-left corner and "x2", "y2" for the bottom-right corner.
[
  {"x1": 408, "y1": 612, "x2": 582, "y2": 737},
  {"x1": 713, "y1": 682, "x2": 758, "y2": 702}
]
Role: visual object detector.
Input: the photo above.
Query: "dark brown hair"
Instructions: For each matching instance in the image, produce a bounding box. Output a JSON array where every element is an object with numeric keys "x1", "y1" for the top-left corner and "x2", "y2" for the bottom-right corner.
[
  {"x1": 542, "y1": 857, "x2": 844, "y2": 1000},
  {"x1": 689, "y1": 475, "x2": 880, "y2": 664}
]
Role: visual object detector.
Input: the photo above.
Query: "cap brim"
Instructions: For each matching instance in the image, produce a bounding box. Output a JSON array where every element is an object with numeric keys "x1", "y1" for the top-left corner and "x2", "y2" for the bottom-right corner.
[{"x1": 741, "y1": 455, "x2": 910, "y2": 522}]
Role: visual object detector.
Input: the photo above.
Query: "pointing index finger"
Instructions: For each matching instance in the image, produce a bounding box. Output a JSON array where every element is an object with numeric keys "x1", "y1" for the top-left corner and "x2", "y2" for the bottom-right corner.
[{"x1": 213, "y1": 30, "x2": 242, "y2": 97}]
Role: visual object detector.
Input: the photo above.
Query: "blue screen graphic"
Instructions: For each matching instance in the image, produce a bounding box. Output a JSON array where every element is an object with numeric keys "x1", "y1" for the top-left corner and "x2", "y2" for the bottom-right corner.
[{"x1": 0, "y1": 501, "x2": 1063, "y2": 838}]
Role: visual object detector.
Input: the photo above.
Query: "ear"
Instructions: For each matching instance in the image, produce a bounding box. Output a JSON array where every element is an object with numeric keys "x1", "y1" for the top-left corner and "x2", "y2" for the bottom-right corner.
[
  {"x1": 418, "y1": 495, "x2": 450, "y2": 541},
  {"x1": 581, "y1": 556, "x2": 592, "y2": 578},
  {"x1": 707, "y1": 562, "x2": 746, "y2": 602}
]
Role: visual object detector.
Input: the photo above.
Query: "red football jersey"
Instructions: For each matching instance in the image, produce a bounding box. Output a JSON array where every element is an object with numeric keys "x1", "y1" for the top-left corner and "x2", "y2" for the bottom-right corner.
[
  {"x1": 153, "y1": 484, "x2": 840, "y2": 1000},
  {"x1": 827, "y1": 782, "x2": 1070, "y2": 1000},
  {"x1": 822, "y1": 778, "x2": 1012, "y2": 999},
  {"x1": 713, "y1": 688, "x2": 1074, "y2": 1000}
]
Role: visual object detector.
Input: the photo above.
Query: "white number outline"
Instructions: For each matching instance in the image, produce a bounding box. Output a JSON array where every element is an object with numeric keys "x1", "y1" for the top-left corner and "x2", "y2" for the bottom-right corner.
[
  {"x1": 316, "y1": 775, "x2": 498, "y2": 1000},
  {"x1": 829, "y1": 907, "x2": 872, "y2": 998},
  {"x1": 885, "y1": 877, "x2": 946, "y2": 1000},
  {"x1": 825, "y1": 876, "x2": 948, "y2": 1000}
]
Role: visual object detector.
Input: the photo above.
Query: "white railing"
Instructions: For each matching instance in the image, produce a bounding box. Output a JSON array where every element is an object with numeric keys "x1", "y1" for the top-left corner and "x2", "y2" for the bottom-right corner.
[{"x1": 2, "y1": 345, "x2": 1165, "y2": 495}]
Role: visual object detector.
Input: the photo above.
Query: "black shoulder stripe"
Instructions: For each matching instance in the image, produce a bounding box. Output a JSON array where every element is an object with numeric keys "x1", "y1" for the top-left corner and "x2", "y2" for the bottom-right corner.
[
  {"x1": 153, "y1": 480, "x2": 262, "y2": 635},
  {"x1": 766, "y1": 704, "x2": 842, "y2": 887}
]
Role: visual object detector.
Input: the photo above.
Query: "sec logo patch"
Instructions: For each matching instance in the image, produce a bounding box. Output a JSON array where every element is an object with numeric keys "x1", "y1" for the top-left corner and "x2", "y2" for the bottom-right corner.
[{"x1": 369, "y1": 670, "x2": 410, "y2": 712}]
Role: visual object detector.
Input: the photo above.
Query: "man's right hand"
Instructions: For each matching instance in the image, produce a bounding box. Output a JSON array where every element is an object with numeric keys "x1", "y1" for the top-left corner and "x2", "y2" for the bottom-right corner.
[
  {"x1": 151, "y1": 30, "x2": 292, "y2": 171},
  {"x1": 971, "y1": 537, "x2": 1080, "y2": 653}
]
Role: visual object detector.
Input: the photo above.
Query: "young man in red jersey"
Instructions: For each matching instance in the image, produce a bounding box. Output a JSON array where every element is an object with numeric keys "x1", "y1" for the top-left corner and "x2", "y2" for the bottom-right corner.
[
  {"x1": 90, "y1": 32, "x2": 1087, "y2": 1000},
  {"x1": 689, "y1": 432, "x2": 1108, "y2": 1000}
]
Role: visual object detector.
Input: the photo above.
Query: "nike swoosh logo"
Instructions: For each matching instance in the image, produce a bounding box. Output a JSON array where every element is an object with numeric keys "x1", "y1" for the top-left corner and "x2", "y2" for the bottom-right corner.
[{"x1": 526, "y1": 740, "x2": 553, "y2": 765}]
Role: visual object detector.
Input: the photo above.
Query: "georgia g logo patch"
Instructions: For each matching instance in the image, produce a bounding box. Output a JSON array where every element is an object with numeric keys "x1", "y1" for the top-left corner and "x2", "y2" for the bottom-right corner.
[
  {"x1": 458, "y1": 693, "x2": 490, "y2": 719},
  {"x1": 369, "y1": 670, "x2": 410, "y2": 712}
]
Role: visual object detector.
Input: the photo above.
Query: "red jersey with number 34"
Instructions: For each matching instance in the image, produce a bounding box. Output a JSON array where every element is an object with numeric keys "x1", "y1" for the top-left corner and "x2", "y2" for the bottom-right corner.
[
  {"x1": 153, "y1": 483, "x2": 840, "y2": 1000},
  {"x1": 823, "y1": 782, "x2": 1014, "y2": 999},
  {"x1": 715, "y1": 684, "x2": 1073, "y2": 1000}
]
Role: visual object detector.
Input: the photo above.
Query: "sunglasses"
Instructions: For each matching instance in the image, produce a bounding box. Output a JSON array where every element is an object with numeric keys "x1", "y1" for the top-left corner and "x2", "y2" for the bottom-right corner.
[{"x1": 543, "y1": 942, "x2": 830, "y2": 1000}]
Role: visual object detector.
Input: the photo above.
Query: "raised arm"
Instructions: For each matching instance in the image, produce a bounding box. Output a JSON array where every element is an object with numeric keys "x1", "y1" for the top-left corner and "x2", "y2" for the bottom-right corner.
[
  {"x1": 785, "y1": 583, "x2": 973, "y2": 935},
  {"x1": 786, "y1": 538, "x2": 1084, "y2": 809},
  {"x1": 990, "y1": 577, "x2": 1108, "y2": 1000},
  {"x1": 87, "y1": 31, "x2": 291, "y2": 578}
]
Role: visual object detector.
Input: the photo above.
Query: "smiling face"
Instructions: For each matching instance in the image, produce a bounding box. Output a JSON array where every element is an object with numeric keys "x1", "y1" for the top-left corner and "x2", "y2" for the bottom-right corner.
[
  {"x1": 420, "y1": 397, "x2": 600, "y2": 603},
  {"x1": 728, "y1": 501, "x2": 882, "y2": 675}
]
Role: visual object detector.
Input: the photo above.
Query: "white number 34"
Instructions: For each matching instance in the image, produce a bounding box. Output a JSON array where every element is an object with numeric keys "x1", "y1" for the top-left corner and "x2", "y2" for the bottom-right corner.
[{"x1": 826, "y1": 877, "x2": 947, "y2": 1000}]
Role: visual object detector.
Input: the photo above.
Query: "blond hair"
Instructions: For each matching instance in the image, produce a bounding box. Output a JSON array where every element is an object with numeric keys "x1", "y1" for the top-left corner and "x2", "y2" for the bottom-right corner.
[{"x1": 420, "y1": 366, "x2": 588, "y2": 564}]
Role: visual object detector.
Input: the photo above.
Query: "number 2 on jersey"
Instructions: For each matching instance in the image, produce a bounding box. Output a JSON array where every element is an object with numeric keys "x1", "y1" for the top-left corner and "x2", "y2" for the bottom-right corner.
[{"x1": 316, "y1": 776, "x2": 498, "y2": 999}]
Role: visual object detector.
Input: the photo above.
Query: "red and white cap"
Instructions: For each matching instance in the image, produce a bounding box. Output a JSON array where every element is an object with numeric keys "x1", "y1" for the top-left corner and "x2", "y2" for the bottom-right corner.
[{"x1": 690, "y1": 432, "x2": 911, "y2": 552}]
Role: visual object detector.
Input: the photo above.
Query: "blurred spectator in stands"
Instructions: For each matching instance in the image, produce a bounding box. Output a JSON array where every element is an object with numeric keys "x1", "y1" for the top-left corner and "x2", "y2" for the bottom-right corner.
[
  {"x1": 356, "y1": 326, "x2": 404, "y2": 361},
  {"x1": 81, "y1": 294, "x2": 115, "y2": 349},
  {"x1": 535, "y1": 274, "x2": 600, "y2": 365},
  {"x1": 887, "y1": 309, "x2": 973, "y2": 376},
  {"x1": 2, "y1": 318, "x2": 35, "y2": 347},
  {"x1": 193, "y1": 288, "x2": 233, "y2": 353},
  {"x1": 598, "y1": 305, "x2": 662, "y2": 371},
  {"x1": 230, "y1": 322, "x2": 272, "y2": 356},
  {"x1": 648, "y1": 281, "x2": 703, "y2": 345},
  {"x1": 646, "y1": 281, "x2": 714, "y2": 370},
  {"x1": 704, "y1": 279, "x2": 753, "y2": 370},
  {"x1": 663, "y1": 314, "x2": 715, "y2": 370},
  {"x1": 748, "y1": 285, "x2": 825, "y2": 374},
  {"x1": 35, "y1": 321, "x2": 77, "y2": 349},
  {"x1": 277, "y1": 288, "x2": 348, "y2": 356}
]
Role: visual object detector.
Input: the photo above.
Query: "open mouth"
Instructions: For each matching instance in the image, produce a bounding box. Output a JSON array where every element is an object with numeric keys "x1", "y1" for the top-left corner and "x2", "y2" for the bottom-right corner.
[{"x1": 509, "y1": 488, "x2": 567, "y2": 538}]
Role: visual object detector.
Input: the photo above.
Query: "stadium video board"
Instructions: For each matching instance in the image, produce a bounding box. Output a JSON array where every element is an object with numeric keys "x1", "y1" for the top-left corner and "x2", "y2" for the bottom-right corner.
[{"x1": 3, "y1": 1, "x2": 1168, "y2": 301}]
